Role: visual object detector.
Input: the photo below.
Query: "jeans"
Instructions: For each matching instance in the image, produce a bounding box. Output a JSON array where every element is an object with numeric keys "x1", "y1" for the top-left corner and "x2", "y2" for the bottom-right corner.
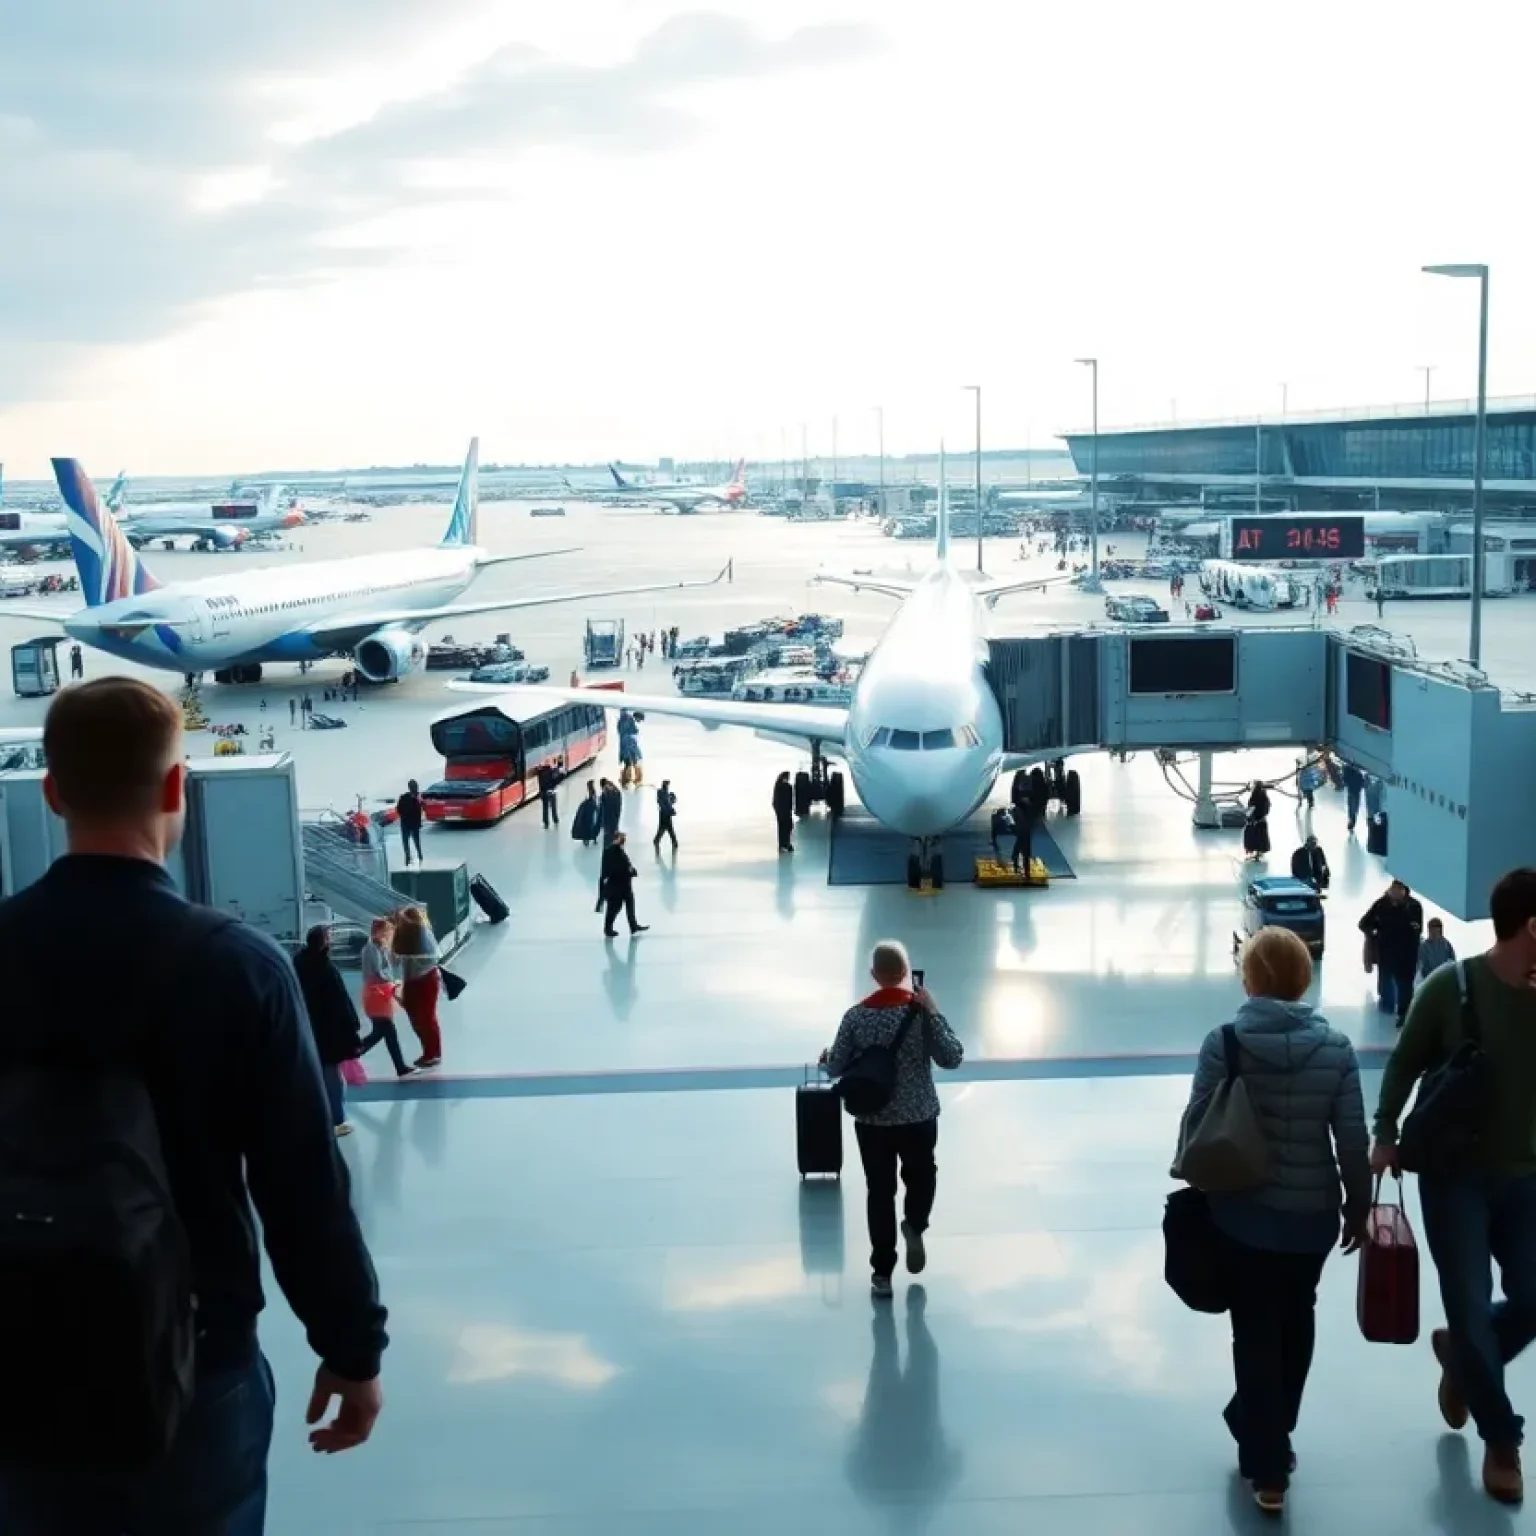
[
  {"x1": 1223, "y1": 1240, "x2": 1328, "y2": 1489},
  {"x1": 0, "y1": 1352, "x2": 275, "y2": 1534},
  {"x1": 541, "y1": 792, "x2": 558, "y2": 828},
  {"x1": 360, "y1": 1013, "x2": 410, "y2": 1075},
  {"x1": 1376, "y1": 960, "x2": 1416, "y2": 1022},
  {"x1": 400, "y1": 824, "x2": 422, "y2": 864},
  {"x1": 1419, "y1": 1172, "x2": 1536, "y2": 1447},
  {"x1": 854, "y1": 1118, "x2": 939, "y2": 1278},
  {"x1": 321, "y1": 1062, "x2": 345, "y2": 1127}
]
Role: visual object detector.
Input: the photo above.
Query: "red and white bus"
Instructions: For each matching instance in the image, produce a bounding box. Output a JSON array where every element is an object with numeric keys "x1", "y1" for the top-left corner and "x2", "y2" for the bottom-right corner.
[{"x1": 423, "y1": 699, "x2": 607, "y2": 824}]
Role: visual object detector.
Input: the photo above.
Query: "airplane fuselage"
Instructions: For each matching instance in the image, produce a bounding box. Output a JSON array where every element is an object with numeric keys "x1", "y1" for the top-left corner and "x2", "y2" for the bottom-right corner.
[
  {"x1": 65, "y1": 545, "x2": 485, "y2": 670},
  {"x1": 839, "y1": 565, "x2": 1005, "y2": 836}
]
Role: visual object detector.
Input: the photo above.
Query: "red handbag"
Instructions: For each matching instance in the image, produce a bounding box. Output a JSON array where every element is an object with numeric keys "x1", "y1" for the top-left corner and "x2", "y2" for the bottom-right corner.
[{"x1": 1357, "y1": 1175, "x2": 1420, "y2": 1344}]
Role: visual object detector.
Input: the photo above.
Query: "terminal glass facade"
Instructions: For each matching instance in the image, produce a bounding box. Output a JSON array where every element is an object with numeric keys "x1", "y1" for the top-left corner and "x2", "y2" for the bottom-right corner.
[{"x1": 1065, "y1": 410, "x2": 1536, "y2": 483}]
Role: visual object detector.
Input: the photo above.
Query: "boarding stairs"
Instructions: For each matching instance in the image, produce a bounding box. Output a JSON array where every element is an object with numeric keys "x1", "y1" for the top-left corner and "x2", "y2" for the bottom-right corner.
[{"x1": 300, "y1": 820, "x2": 402, "y2": 946}]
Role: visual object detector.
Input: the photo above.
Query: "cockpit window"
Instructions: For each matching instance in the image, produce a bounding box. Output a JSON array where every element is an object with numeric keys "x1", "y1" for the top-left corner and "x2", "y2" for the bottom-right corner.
[
  {"x1": 859, "y1": 726, "x2": 889, "y2": 748},
  {"x1": 888, "y1": 729, "x2": 921, "y2": 751},
  {"x1": 921, "y1": 728, "x2": 958, "y2": 750}
]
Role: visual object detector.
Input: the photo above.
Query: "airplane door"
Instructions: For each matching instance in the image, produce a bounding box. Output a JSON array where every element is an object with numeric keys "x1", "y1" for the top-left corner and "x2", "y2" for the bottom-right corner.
[{"x1": 203, "y1": 599, "x2": 227, "y2": 642}]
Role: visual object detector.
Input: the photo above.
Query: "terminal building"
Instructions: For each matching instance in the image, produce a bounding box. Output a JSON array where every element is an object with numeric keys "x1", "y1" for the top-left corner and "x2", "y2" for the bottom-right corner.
[{"x1": 1062, "y1": 396, "x2": 1536, "y2": 519}]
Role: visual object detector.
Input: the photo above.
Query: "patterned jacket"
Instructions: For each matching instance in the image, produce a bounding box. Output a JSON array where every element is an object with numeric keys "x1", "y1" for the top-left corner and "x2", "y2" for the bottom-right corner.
[{"x1": 826, "y1": 987, "x2": 964, "y2": 1127}]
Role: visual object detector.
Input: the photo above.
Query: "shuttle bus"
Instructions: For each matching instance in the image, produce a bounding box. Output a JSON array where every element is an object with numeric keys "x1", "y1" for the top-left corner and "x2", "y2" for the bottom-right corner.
[
  {"x1": 424, "y1": 699, "x2": 607, "y2": 824},
  {"x1": 1199, "y1": 559, "x2": 1309, "y2": 612}
]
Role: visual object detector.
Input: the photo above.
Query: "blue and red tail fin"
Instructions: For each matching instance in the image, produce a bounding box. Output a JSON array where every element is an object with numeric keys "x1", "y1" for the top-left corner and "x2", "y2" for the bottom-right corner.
[{"x1": 51, "y1": 459, "x2": 161, "y2": 606}]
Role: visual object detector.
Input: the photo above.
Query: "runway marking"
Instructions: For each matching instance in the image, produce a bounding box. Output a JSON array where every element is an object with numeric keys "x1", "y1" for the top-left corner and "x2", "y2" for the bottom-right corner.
[{"x1": 349, "y1": 1045, "x2": 1393, "y2": 1102}]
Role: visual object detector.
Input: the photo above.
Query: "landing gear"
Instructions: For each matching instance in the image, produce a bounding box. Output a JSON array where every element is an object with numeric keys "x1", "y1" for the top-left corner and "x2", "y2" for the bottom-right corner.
[
  {"x1": 786, "y1": 742, "x2": 845, "y2": 820},
  {"x1": 906, "y1": 837, "x2": 943, "y2": 891},
  {"x1": 1030, "y1": 758, "x2": 1082, "y2": 818},
  {"x1": 213, "y1": 663, "x2": 264, "y2": 685}
]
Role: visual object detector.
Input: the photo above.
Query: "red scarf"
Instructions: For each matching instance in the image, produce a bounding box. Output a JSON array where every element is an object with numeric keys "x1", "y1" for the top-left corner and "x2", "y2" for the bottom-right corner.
[{"x1": 860, "y1": 987, "x2": 914, "y2": 1010}]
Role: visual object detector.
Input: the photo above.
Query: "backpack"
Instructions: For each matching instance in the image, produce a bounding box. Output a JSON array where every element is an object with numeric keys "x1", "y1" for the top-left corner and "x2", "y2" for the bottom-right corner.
[
  {"x1": 0, "y1": 905, "x2": 234, "y2": 1464},
  {"x1": 835, "y1": 1004, "x2": 922, "y2": 1117},
  {"x1": 1399, "y1": 961, "x2": 1491, "y2": 1176}
]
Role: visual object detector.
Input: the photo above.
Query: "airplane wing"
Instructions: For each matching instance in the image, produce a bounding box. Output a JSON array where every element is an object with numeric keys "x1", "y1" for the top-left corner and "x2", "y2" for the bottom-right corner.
[
  {"x1": 812, "y1": 571, "x2": 918, "y2": 601},
  {"x1": 446, "y1": 680, "x2": 849, "y2": 749},
  {"x1": 0, "y1": 605, "x2": 75, "y2": 625},
  {"x1": 303, "y1": 562, "x2": 733, "y2": 652},
  {"x1": 977, "y1": 572, "x2": 1078, "y2": 605},
  {"x1": 474, "y1": 546, "x2": 582, "y2": 569}
]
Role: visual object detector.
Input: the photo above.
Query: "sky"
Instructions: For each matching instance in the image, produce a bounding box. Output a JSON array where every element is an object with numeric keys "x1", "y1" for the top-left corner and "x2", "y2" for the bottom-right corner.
[{"x1": 2, "y1": 0, "x2": 1534, "y2": 477}]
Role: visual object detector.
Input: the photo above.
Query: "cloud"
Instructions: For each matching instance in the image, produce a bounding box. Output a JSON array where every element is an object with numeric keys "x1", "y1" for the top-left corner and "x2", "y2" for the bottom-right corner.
[{"x1": 0, "y1": 7, "x2": 877, "y2": 401}]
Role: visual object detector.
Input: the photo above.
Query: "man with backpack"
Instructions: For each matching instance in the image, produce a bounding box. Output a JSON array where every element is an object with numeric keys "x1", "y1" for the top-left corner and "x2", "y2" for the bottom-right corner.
[
  {"x1": 0, "y1": 679, "x2": 387, "y2": 1530},
  {"x1": 821, "y1": 941, "x2": 964, "y2": 1298},
  {"x1": 1370, "y1": 867, "x2": 1536, "y2": 1506}
]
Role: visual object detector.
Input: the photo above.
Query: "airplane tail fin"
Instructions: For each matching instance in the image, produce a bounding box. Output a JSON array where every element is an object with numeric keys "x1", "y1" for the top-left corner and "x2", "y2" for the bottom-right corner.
[
  {"x1": 52, "y1": 459, "x2": 162, "y2": 605},
  {"x1": 935, "y1": 443, "x2": 950, "y2": 563},
  {"x1": 729, "y1": 457, "x2": 746, "y2": 487},
  {"x1": 609, "y1": 463, "x2": 633, "y2": 490},
  {"x1": 440, "y1": 438, "x2": 480, "y2": 546},
  {"x1": 261, "y1": 482, "x2": 287, "y2": 517},
  {"x1": 104, "y1": 471, "x2": 128, "y2": 514}
]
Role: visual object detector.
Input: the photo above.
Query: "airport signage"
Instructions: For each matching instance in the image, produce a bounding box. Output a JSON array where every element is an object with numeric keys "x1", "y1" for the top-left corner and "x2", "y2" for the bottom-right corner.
[{"x1": 1226, "y1": 515, "x2": 1365, "y2": 562}]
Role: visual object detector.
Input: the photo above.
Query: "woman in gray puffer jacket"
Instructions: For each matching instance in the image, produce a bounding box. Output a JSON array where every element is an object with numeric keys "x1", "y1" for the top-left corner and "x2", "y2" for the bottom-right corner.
[{"x1": 1179, "y1": 926, "x2": 1371, "y2": 1517}]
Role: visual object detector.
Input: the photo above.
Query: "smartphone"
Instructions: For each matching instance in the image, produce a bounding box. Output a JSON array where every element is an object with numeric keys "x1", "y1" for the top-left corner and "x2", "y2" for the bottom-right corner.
[{"x1": 912, "y1": 968, "x2": 925, "y2": 990}]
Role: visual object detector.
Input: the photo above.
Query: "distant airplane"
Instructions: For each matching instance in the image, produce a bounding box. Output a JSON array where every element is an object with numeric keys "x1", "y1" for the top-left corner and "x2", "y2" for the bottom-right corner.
[
  {"x1": 115, "y1": 478, "x2": 305, "y2": 550},
  {"x1": 455, "y1": 449, "x2": 1070, "y2": 885},
  {"x1": 601, "y1": 459, "x2": 748, "y2": 513},
  {"x1": 2, "y1": 439, "x2": 730, "y2": 686}
]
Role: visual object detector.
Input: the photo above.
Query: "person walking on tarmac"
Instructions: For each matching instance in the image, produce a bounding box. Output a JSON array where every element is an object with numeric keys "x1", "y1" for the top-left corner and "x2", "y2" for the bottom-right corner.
[
  {"x1": 773, "y1": 770, "x2": 795, "y2": 854},
  {"x1": 598, "y1": 778, "x2": 623, "y2": 846},
  {"x1": 597, "y1": 832, "x2": 648, "y2": 938},
  {"x1": 1342, "y1": 761, "x2": 1365, "y2": 833},
  {"x1": 572, "y1": 781, "x2": 601, "y2": 847},
  {"x1": 1359, "y1": 880, "x2": 1423, "y2": 1024},
  {"x1": 1011, "y1": 800, "x2": 1034, "y2": 876},
  {"x1": 1243, "y1": 780, "x2": 1272, "y2": 861},
  {"x1": 536, "y1": 757, "x2": 561, "y2": 829},
  {"x1": 1290, "y1": 834, "x2": 1330, "y2": 891},
  {"x1": 68, "y1": 643, "x2": 83, "y2": 680},
  {"x1": 654, "y1": 780, "x2": 678, "y2": 852},
  {"x1": 395, "y1": 779, "x2": 424, "y2": 866}
]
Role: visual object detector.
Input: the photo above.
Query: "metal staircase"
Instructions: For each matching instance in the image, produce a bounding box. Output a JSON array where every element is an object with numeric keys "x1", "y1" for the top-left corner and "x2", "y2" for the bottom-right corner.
[{"x1": 301, "y1": 821, "x2": 401, "y2": 927}]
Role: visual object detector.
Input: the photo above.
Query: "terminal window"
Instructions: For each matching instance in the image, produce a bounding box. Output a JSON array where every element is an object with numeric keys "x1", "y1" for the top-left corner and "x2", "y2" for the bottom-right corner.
[
  {"x1": 1346, "y1": 653, "x2": 1392, "y2": 730},
  {"x1": 1128, "y1": 637, "x2": 1236, "y2": 695}
]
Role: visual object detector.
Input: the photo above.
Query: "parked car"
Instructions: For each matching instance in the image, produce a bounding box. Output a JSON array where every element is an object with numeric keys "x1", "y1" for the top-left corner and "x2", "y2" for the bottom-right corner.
[
  {"x1": 1105, "y1": 594, "x2": 1170, "y2": 623},
  {"x1": 1235, "y1": 875, "x2": 1326, "y2": 958}
]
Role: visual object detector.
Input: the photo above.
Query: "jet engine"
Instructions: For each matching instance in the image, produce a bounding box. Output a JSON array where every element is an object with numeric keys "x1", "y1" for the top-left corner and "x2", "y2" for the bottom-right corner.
[
  {"x1": 354, "y1": 629, "x2": 427, "y2": 683},
  {"x1": 200, "y1": 526, "x2": 247, "y2": 550}
]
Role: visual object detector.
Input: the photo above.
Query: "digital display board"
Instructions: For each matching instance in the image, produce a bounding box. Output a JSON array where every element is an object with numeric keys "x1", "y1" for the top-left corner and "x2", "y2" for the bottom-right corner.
[
  {"x1": 1129, "y1": 636, "x2": 1236, "y2": 695},
  {"x1": 1345, "y1": 652, "x2": 1392, "y2": 731},
  {"x1": 1229, "y1": 515, "x2": 1365, "y2": 561},
  {"x1": 0, "y1": 513, "x2": 19, "y2": 532}
]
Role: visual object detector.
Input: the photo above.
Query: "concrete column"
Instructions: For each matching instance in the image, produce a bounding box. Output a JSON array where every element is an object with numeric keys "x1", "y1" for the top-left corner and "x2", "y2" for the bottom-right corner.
[{"x1": 1192, "y1": 750, "x2": 1220, "y2": 829}]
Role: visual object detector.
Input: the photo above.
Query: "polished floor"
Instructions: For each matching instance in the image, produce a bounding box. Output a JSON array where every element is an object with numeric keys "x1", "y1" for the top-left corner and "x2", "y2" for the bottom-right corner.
[{"x1": 0, "y1": 511, "x2": 1522, "y2": 1530}]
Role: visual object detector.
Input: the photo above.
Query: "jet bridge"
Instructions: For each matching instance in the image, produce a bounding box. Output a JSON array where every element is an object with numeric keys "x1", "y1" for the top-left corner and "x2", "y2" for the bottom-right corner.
[{"x1": 987, "y1": 625, "x2": 1536, "y2": 920}]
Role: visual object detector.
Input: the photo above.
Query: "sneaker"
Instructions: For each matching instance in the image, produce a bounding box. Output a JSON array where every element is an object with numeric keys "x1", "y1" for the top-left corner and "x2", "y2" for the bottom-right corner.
[
  {"x1": 1485, "y1": 1445, "x2": 1524, "y2": 1504},
  {"x1": 416, "y1": 1055, "x2": 442, "y2": 1069},
  {"x1": 900, "y1": 1219, "x2": 927, "y2": 1275},
  {"x1": 1432, "y1": 1328, "x2": 1469, "y2": 1431},
  {"x1": 1252, "y1": 1488, "x2": 1285, "y2": 1518},
  {"x1": 871, "y1": 1273, "x2": 894, "y2": 1300},
  {"x1": 631, "y1": 924, "x2": 650, "y2": 934},
  {"x1": 395, "y1": 1065, "x2": 418, "y2": 1079},
  {"x1": 334, "y1": 1123, "x2": 354, "y2": 1138}
]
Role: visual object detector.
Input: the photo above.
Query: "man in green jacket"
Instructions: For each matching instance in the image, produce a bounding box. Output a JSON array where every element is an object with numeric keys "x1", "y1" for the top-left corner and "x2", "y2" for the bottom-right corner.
[{"x1": 1371, "y1": 867, "x2": 1536, "y2": 1506}]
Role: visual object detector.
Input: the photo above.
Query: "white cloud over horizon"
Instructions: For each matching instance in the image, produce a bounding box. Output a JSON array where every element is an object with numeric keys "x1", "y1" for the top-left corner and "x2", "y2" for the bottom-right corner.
[{"x1": 2, "y1": 0, "x2": 1534, "y2": 477}]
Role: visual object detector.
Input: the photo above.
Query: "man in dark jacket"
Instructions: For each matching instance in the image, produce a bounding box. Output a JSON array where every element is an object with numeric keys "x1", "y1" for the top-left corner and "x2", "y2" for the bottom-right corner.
[
  {"x1": 1360, "y1": 879, "x2": 1424, "y2": 1023},
  {"x1": 1290, "y1": 835, "x2": 1330, "y2": 891},
  {"x1": 0, "y1": 680, "x2": 385, "y2": 1530},
  {"x1": 773, "y1": 771, "x2": 795, "y2": 853},
  {"x1": 395, "y1": 778, "x2": 424, "y2": 865},
  {"x1": 597, "y1": 832, "x2": 648, "y2": 937},
  {"x1": 821, "y1": 941, "x2": 964, "y2": 1297},
  {"x1": 293, "y1": 925, "x2": 365, "y2": 1135},
  {"x1": 536, "y1": 758, "x2": 561, "y2": 829},
  {"x1": 1341, "y1": 762, "x2": 1365, "y2": 832},
  {"x1": 654, "y1": 780, "x2": 678, "y2": 852}
]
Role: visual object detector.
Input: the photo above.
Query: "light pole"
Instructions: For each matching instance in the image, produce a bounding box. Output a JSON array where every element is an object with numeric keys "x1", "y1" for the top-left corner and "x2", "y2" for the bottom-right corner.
[
  {"x1": 1423, "y1": 263, "x2": 1489, "y2": 667},
  {"x1": 1418, "y1": 364, "x2": 1435, "y2": 411},
  {"x1": 1074, "y1": 358, "x2": 1101, "y2": 590},
  {"x1": 831, "y1": 414, "x2": 839, "y2": 513},
  {"x1": 874, "y1": 405, "x2": 885, "y2": 517},
  {"x1": 963, "y1": 385, "x2": 982, "y2": 570}
]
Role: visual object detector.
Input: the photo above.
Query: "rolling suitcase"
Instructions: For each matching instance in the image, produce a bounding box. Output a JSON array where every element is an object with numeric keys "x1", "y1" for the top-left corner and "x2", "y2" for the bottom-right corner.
[
  {"x1": 469, "y1": 873, "x2": 510, "y2": 924},
  {"x1": 796, "y1": 1067, "x2": 842, "y2": 1179},
  {"x1": 1357, "y1": 1175, "x2": 1419, "y2": 1344},
  {"x1": 1367, "y1": 813, "x2": 1389, "y2": 856}
]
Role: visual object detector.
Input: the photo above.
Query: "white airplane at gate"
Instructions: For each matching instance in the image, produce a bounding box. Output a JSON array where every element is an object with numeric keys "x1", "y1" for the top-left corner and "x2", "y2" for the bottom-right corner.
[
  {"x1": 1, "y1": 440, "x2": 730, "y2": 685},
  {"x1": 451, "y1": 450, "x2": 1072, "y2": 882}
]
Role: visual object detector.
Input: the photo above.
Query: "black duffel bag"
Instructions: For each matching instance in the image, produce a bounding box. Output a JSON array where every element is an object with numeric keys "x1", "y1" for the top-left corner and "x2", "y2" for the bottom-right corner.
[
  {"x1": 1163, "y1": 1187, "x2": 1232, "y2": 1314},
  {"x1": 835, "y1": 1004, "x2": 921, "y2": 1117},
  {"x1": 1399, "y1": 961, "x2": 1491, "y2": 1176}
]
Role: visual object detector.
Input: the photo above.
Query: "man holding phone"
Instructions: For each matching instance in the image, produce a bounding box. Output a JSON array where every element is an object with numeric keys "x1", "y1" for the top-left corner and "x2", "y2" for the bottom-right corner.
[{"x1": 822, "y1": 941, "x2": 964, "y2": 1298}]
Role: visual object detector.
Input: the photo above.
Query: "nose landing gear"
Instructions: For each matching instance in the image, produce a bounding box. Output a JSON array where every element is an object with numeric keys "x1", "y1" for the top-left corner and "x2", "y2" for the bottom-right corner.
[
  {"x1": 788, "y1": 742, "x2": 845, "y2": 820},
  {"x1": 906, "y1": 837, "x2": 944, "y2": 892}
]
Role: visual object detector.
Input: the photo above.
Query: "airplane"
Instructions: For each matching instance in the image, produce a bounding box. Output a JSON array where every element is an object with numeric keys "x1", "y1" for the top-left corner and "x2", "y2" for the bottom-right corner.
[
  {"x1": 2, "y1": 438, "x2": 731, "y2": 686},
  {"x1": 115, "y1": 478, "x2": 305, "y2": 551},
  {"x1": 451, "y1": 450, "x2": 1070, "y2": 887},
  {"x1": 600, "y1": 459, "x2": 748, "y2": 513}
]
